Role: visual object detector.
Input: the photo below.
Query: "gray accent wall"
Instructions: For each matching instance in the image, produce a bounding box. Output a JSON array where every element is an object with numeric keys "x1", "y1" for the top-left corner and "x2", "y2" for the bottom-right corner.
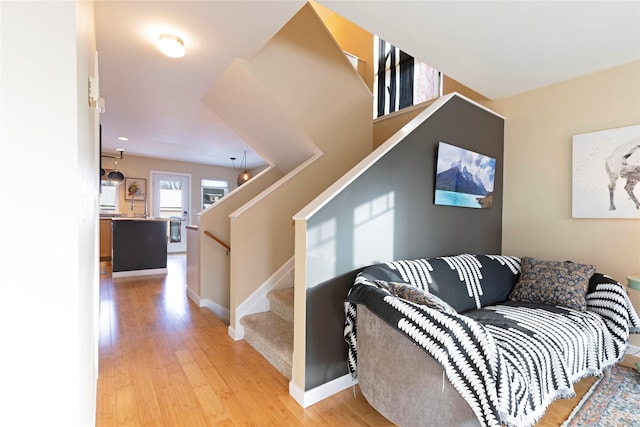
[{"x1": 304, "y1": 95, "x2": 505, "y2": 390}]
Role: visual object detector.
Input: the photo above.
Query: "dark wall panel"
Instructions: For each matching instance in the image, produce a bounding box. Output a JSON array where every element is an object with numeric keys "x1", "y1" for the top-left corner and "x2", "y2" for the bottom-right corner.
[{"x1": 304, "y1": 95, "x2": 504, "y2": 390}]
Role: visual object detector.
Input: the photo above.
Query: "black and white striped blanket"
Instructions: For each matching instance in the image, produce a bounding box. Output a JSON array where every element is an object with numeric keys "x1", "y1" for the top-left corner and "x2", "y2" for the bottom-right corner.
[{"x1": 345, "y1": 274, "x2": 640, "y2": 427}]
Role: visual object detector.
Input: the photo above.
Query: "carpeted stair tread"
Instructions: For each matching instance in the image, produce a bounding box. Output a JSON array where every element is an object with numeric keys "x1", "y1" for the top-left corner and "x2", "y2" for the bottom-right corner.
[
  {"x1": 268, "y1": 288, "x2": 294, "y2": 323},
  {"x1": 240, "y1": 312, "x2": 293, "y2": 379}
]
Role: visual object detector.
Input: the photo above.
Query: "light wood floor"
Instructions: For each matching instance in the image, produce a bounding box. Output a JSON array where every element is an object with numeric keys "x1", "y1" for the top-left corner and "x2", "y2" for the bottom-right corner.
[{"x1": 96, "y1": 255, "x2": 630, "y2": 426}]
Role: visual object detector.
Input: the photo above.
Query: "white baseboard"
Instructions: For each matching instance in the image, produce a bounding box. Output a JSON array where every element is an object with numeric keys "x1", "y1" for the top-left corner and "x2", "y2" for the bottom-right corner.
[
  {"x1": 289, "y1": 374, "x2": 357, "y2": 408},
  {"x1": 228, "y1": 325, "x2": 242, "y2": 341},
  {"x1": 112, "y1": 268, "x2": 168, "y2": 278},
  {"x1": 231, "y1": 256, "x2": 295, "y2": 340},
  {"x1": 186, "y1": 287, "x2": 200, "y2": 305},
  {"x1": 200, "y1": 298, "x2": 230, "y2": 324},
  {"x1": 626, "y1": 344, "x2": 640, "y2": 355},
  {"x1": 185, "y1": 286, "x2": 230, "y2": 325}
]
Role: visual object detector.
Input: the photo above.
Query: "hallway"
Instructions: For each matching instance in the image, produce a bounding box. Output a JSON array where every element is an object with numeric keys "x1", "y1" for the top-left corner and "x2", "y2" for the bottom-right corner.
[{"x1": 96, "y1": 255, "x2": 388, "y2": 426}]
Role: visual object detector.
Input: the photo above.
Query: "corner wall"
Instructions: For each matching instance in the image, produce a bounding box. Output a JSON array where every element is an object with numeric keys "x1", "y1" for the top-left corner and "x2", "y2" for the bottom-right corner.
[
  {"x1": 295, "y1": 94, "x2": 505, "y2": 396},
  {"x1": 486, "y1": 61, "x2": 640, "y2": 284},
  {"x1": 210, "y1": 4, "x2": 372, "y2": 334},
  {"x1": 0, "y1": 1, "x2": 99, "y2": 425},
  {"x1": 310, "y1": 0, "x2": 374, "y2": 91},
  {"x1": 198, "y1": 166, "x2": 283, "y2": 314}
]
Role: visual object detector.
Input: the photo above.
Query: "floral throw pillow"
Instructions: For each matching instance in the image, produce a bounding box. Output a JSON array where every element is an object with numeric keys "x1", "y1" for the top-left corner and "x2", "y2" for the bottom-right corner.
[
  {"x1": 508, "y1": 257, "x2": 596, "y2": 311},
  {"x1": 375, "y1": 280, "x2": 457, "y2": 314}
]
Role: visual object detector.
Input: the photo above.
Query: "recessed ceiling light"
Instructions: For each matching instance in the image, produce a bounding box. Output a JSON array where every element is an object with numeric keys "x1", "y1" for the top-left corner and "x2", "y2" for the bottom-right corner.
[
  {"x1": 117, "y1": 136, "x2": 128, "y2": 141},
  {"x1": 157, "y1": 33, "x2": 186, "y2": 58}
]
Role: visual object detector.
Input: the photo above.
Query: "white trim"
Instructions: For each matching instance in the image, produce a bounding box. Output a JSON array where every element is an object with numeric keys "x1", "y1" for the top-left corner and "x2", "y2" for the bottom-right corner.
[
  {"x1": 228, "y1": 256, "x2": 295, "y2": 341},
  {"x1": 289, "y1": 374, "x2": 357, "y2": 408},
  {"x1": 149, "y1": 170, "x2": 192, "y2": 254},
  {"x1": 372, "y1": 97, "x2": 438, "y2": 123},
  {"x1": 111, "y1": 268, "x2": 167, "y2": 278},
  {"x1": 149, "y1": 169, "x2": 192, "y2": 218},
  {"x1": 186, "y1": 287, "x2": 200, "y2": 305},
  {"x1": 293, "y1": 92, "x2": 503, "y2": 221},
  {"x1": 626, "y1": 344, "x2": 640, "y2": 355},
  {"x1": 228, "y1": 325, "x2": 241, "y2": 341},
  {"x1": 198, "y1": 166, "x2": 277, "y2": 218},
  {"x1": 200, "y1": 298, "x2": 230, "y2": 324},
  {"x1": 229, "y1": 154, "x2": 322, "y2": 219}
]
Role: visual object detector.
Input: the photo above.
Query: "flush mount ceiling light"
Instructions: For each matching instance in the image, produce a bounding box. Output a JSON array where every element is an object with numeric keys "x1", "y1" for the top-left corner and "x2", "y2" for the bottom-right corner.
[{"x1": 157, "y1": 33, "x2": 185, "y2": 58}]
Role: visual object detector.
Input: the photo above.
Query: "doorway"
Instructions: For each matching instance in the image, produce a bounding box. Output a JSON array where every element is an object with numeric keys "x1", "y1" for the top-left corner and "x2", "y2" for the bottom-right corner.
[{"x1": 151, "y1": 172, "x2": 190, "y2": 253}]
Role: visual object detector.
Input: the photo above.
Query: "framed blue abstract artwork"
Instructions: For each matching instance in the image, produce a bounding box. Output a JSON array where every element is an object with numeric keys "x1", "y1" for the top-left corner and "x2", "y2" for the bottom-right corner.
[{"x1": 435, "y1": 142, "x2": 496, "y2": 209}]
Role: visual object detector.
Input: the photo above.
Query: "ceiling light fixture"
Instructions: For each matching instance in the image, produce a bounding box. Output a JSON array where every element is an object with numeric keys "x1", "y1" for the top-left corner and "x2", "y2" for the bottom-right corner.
[
  {"x1": 231, "y1": 152, "x2": 253, "y2": 186},
  {"x1": 157, "y1": 33, "x2": 185, "y2": 58}
]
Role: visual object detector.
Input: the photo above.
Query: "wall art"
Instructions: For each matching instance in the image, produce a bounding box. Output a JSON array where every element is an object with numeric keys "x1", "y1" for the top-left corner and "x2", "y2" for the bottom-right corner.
[
  {"x1": 572, "y1": 124, "x2": 640, "y2": 218},
  {"x1": 435, "y1": 142, "x2": 496, "y2": 209},
  {"x1": 125, "y1": 177, "x2": 147, "y2": 201}
]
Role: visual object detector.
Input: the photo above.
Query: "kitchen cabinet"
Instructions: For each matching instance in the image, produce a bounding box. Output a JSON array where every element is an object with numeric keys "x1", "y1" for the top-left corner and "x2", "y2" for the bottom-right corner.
[
  {"x1": 99, "y1": 219, "x2": 112, "y2": 261},
  {"x1": 111, "y1": 218, "x2": 168, "y2": 278}
]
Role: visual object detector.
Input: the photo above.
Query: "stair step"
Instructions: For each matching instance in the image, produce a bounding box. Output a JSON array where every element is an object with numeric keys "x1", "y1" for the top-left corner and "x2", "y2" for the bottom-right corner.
[
  {"x1": 268, "y1": 287, "x2": 294, "y2": 323},
  {"x1": 240, "y1": 312, "x2": 293, "y2": 379}
]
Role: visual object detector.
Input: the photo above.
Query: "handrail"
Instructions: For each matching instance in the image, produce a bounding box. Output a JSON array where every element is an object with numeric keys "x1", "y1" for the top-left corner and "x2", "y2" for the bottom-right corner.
[{"x1": 203, "y1": 230, "x2": 231, "y2": 253}]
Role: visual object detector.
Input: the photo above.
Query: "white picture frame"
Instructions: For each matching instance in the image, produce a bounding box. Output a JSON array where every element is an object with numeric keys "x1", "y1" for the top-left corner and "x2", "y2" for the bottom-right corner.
[{"x1": 572, "y1": 124, "x2": 640, "y2": 218}]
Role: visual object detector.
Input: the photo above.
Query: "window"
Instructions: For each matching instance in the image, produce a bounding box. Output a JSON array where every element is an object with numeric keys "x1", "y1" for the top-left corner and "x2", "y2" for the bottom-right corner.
[
  {"x1": 201, "y1": 179, "x2": 228, "y2": 209},
  {"x1": 373, "y1": 35, "x2": 442, "y2": 118},
  {"x1": 99, "y1": 181, "x2": 119, "y2": 212}
]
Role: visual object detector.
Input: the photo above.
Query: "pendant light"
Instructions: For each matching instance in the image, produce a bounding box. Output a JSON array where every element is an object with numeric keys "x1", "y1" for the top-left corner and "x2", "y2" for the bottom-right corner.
[
  {"x1": 108, "y1": 161, "x2": 125, "y2": 185},
  {"x1": 235, "y1": 151, "x2": 252, "y2": 186},
  {"x1": 101, "y1": 149, "x2": 125, "y2": 185}
]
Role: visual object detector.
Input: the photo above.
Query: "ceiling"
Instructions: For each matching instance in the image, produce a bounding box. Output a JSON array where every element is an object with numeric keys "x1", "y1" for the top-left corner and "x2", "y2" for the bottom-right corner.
[{"x1": 95, "y1": 1, "x2": 640, "y2": 169}]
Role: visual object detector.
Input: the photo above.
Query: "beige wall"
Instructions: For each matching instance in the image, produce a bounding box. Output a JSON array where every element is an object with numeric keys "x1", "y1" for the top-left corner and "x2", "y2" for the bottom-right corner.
[
  {"x1": 443, "y1": 75, "x2": 489, "y2": 102},
  {"x1": 229, "y1": 2, "x2": 372, "y2": 313},
  {"x1": 486, "y1": 61, "x2": 640, "y2": 284},
  {"x1": 101, "y1": 154, "x2": 239, "y2": 224},
  {"x1": 311, "y1": 0, "x2": 374, "y2": 91},
  {"x1": 198, "y1": 166, "x2": 283, "y2": 311},
  {"x1": 215, "y1": 4, "x2": 373, "y2": 391},
  {"x1": 372, "y1": 100, "x2": 431, "y2": 148}
]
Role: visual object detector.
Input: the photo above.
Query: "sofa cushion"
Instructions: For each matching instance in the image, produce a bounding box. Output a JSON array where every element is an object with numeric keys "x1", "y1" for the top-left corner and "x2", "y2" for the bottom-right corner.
[
  {"x1": 508, "y1": 257, "x2": 596, "y2": 311},
  {"x1": 374, "y1": 280, "x2": 457, "y2": 314},
  {"x1": 360, "y1": 254, "x2": 521, "y2": 313}
]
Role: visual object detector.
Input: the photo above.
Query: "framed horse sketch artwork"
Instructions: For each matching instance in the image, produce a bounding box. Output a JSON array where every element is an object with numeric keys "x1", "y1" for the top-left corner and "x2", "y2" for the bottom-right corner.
[{"x1": 572, "y1": 124, "x2": 640, "y2": 218}]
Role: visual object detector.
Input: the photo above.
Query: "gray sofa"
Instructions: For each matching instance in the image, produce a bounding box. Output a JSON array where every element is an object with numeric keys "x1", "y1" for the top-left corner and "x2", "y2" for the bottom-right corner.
[{"x1": 345, "y1": 254, "x2": 640, "y2": 427}]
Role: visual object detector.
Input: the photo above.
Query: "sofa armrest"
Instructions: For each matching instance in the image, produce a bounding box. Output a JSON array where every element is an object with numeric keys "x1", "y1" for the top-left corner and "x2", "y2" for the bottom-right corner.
[
  {"x1": 356, "y1": 305, "x2": 481, "y2": 427},
  {"x1": 586, "y1": 273, "x2": 640, "y2": 336}
]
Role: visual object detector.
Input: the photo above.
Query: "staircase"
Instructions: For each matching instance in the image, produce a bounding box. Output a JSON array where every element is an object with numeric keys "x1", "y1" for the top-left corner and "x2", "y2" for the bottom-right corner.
[{"x1": 240, "y1": 288, "x2": 294, "y2": 379}]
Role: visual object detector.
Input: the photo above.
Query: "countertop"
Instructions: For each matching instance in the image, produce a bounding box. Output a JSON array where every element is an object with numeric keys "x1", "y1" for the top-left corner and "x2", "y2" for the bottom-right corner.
[
  {"x1": 101, "y1": 214, "x2": 183, "y2": 222},
  {"x1": 112, "y1": 217, "x2": 172, "y2": 222}
]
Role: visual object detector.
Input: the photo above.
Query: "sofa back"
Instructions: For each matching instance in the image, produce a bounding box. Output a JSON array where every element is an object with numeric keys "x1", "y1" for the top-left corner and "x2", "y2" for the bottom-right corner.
[{"x1": 358, "y1": 254, "x2": 521, "y2": 313}]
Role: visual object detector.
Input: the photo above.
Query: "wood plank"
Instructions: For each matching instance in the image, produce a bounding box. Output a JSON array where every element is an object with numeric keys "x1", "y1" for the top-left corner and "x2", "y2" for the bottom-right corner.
[
  {"x1": 97, "y1": 254, "x2": 623, "y2": 427},
  {"x1": 535, "y1": 376, "x2": 598, "y2": 427}
]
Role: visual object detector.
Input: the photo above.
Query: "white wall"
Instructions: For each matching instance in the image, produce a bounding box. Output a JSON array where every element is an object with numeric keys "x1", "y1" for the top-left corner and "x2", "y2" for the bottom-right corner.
[{"x1": 0, "y1": 1, "x2": 98, "y2": 425}]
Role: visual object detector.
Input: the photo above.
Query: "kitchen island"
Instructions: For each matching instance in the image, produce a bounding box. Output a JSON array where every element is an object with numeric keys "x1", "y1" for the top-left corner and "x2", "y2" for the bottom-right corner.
[{"x1": 111, "y1": 217, "x2": 169, "y2": 278}]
